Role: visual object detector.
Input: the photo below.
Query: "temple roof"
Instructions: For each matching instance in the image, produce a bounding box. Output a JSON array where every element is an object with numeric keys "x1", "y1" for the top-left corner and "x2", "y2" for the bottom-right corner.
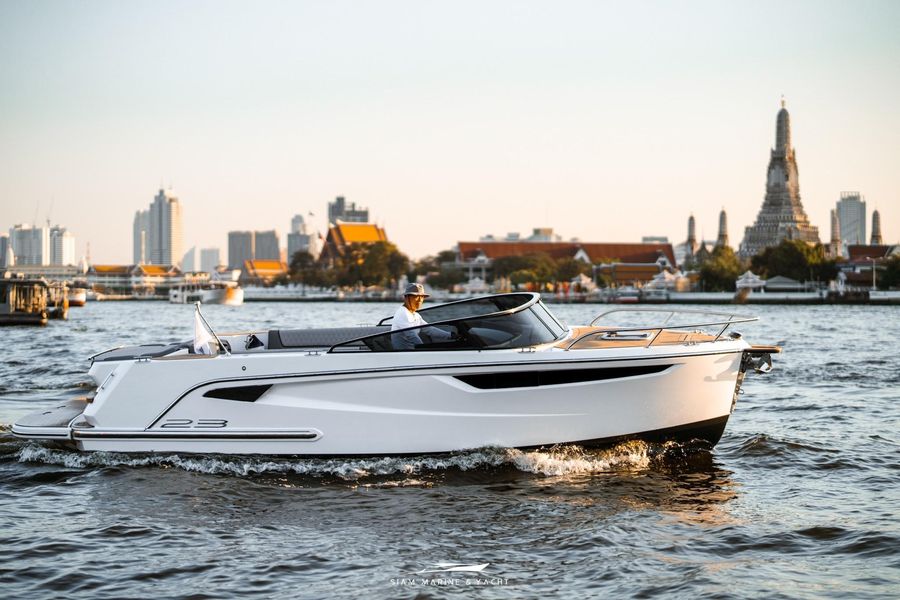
[
  {"x1": 457, "y1": 241, "x2": 676, "y2": 266},
  {"x1": 243, "y1": 259, "x2": 288, "y2": 276},
  {"x1": 847, "y1": 245, "x2": 892, "y2": 261},
  {"x1": 328, "y1": 222, "x2": 388, "y2": 247}
]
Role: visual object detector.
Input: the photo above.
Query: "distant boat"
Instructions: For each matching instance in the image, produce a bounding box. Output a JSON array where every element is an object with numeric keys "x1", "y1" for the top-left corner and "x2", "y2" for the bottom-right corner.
[
  {"x1": 68, "y1": 279, "x2": 89, "y2": 307},
  {"x1": 169, "y1": 282, "x2": 244, "y2": 306},
  {"x1": 0, "y1": 278, "x2": 67, "y2": 324},
  {"x1": 243, "y1": 284, "x2": 337, "y2": 301},
  {"x1": 610, "y1": 286, "x2": 640, "y2": 304},
  {"x1": 68, "y1": 288, "x2": 87, "y2": 307}
]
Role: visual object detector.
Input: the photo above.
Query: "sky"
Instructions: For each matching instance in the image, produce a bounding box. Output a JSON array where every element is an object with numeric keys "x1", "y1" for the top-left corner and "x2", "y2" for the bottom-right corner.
[{"x1": 1, "y1": 0, "x2": 899, "y2": 263}]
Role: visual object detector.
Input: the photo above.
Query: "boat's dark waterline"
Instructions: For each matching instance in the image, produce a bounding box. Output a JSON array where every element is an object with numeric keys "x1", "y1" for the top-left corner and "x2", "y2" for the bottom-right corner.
[
  {"x1": 561, "y1": 415, "x2": 730, "y2": 450},
  {"x1": 20, "y1": 414, "x2": 731, "y2": 457}
]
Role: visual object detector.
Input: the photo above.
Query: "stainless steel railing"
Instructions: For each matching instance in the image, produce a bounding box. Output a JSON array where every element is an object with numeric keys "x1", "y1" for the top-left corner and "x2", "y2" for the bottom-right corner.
[{"x1": 564, "y1": 308, "x2": 758, "y2": 350}]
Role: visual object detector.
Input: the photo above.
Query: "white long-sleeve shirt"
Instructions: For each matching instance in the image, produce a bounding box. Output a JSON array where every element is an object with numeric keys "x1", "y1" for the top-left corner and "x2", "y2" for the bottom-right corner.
[{"x1": 390, "y1": 306, "x2": 450, "y2": 350}]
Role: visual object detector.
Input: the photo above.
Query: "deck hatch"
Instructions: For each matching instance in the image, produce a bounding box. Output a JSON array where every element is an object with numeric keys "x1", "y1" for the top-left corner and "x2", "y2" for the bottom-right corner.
[
  {"x1": 202, "y1": 384, "x2": 272, "y2": 402},
  {"x1": 454, "y1": 364, "x2": 671, "y2": 389}
]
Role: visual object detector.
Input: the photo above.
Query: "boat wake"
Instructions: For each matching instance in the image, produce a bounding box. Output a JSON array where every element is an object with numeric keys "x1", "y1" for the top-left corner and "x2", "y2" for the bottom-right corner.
[{"x1": 12, "y1": 439, "x2": 694, "y2": 482}]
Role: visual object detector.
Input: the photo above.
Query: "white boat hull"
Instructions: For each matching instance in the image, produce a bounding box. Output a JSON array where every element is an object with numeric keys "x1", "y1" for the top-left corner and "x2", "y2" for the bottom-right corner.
[
  {"x1": 68, "y1": 289, "x2": 87, "y2": 307},
  {"x1": 13, "y1": 345, "x2": 746, "y2": 455},
  {"x1": 169, "y1": 286, "x2": 244, "y2": 306}
]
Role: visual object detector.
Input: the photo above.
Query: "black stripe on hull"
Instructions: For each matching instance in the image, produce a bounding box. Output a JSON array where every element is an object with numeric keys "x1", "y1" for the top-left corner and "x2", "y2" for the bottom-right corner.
[
  {"x1": 146, "y1": 349, "x2": 744, "y2": 428},
  {"x1": 72, "y1": 431, "x2": 319, "y2": 441},
  {"x1": 552, "y1": 415, "x2": 731, "y2": 450}
]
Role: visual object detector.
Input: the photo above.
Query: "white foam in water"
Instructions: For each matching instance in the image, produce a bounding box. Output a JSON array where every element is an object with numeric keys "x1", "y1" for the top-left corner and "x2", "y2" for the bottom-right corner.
[
  {"x1": 16, "y1": 440, "x2": 658, "y2": 480},
  {"x1": 507, "y1": 441, "x2": 654, "y2": 476}
]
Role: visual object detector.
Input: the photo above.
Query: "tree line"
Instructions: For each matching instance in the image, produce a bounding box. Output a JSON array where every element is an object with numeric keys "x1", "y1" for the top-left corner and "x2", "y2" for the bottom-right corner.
[{"x1": 282, "y1": 239, "x2": 899, "y2": 291}]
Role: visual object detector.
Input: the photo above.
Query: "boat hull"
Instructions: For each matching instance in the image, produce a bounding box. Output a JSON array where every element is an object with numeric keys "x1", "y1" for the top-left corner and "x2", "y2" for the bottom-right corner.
[
  {"x1": 170, "y1": 286, "x2": 244, "y2": 306},
  {"x1": 68, "y1": 290, "x2": 87, "y2": 307},
  {"x1": 13, "y1": 346, "x2": 746, "y2": 455}
]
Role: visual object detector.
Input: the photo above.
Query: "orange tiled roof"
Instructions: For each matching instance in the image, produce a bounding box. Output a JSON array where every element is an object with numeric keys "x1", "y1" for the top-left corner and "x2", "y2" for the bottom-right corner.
[
  {"x1": 332, "y1": 222, "x2": 387, "y2": 245},
  {"x1": 244, "y1": 260, "x2": 288, "y2": 276},
  {"x1": 137, "y1": 265, "x2": 178, "y2": 275},
  {"x1": 458, "y1": 242, "x2": 676, "y2": 266},
  {"x1": 92, "y1": 265, "x2": 134, "y2": 274},
  {"x1": 595, "y1": 263, "x2": 662, "y2": 282}
]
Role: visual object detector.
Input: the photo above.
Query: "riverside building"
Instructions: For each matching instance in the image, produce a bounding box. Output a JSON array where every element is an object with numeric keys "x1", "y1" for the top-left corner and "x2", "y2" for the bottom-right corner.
[{"x1": 739, "y1": 102, "x2": 820, "y2": 257}]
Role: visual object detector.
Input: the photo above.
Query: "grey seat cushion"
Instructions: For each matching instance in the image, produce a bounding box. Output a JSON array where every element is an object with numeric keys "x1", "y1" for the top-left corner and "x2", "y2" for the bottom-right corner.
[{"x1": 268, "y1": 326, "x2": 389, "y2": 349}]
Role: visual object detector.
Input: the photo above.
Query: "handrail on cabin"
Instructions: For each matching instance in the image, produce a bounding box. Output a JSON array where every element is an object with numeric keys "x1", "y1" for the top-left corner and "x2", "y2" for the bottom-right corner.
[{"x1": 564, "y1": 308, "x2": 758, "y2": 351}]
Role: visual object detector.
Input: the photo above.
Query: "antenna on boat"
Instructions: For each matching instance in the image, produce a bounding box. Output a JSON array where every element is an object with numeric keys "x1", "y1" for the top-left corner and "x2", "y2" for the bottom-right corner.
[{"x1": 193, "y1": 301, "x2": 230, "y2": 356}]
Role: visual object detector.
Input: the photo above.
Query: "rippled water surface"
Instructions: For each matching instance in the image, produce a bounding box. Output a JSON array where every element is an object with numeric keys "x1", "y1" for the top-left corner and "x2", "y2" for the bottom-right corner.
[{"x1": 1, "y1": 301, "x2": 898, "y2": 598}]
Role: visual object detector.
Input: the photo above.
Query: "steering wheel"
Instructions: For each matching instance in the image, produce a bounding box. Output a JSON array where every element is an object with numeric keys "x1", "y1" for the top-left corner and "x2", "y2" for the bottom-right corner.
[{"x1": 455, "y1": 322, "x2": 484, "y2": 348}]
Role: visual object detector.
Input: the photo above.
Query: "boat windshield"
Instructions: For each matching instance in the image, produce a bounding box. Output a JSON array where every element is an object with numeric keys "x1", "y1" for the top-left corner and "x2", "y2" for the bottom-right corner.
[{"x1": 333, "y1": 293, "x2": 566, "y2": 352}]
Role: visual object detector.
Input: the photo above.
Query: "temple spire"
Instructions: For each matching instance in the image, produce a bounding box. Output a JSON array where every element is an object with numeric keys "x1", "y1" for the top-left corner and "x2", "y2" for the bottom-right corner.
[
  {"x1": 775, "y1": 100, "x2": 791, "y2": 153},
  {"x1": 829, "y1": 209, "x2": 842, "y2": 258},
  {"x1": 716, "y1": 209, "x2": 729, "y2": 249},
  {"x1": 739, "y1": 102, "x2": 820, "y2": 257},
  {"x1": 871, "y1": 210, "x2": 884, "y2": 245}
]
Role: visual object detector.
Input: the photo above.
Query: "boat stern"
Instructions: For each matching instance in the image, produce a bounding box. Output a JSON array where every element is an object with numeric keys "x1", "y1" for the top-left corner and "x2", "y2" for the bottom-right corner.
[{"x1": 11, "y1": 398, "x2": 89, "y2": 446}]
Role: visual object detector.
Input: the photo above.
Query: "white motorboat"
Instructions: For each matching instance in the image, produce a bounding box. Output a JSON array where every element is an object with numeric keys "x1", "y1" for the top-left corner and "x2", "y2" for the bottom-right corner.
[
  {"x1": 169, "y1": 282, "x2": 244, "y2": 306},
  {"x1": 12, "y1": 293, "x2": 778, "y2": 455}
]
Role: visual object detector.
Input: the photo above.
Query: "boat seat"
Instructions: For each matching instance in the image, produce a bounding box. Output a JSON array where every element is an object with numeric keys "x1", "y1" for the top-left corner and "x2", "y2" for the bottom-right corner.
[
  {"x1": 91, "y1": 342, "x2": 192, "y2": 362},
  {"x1": 268, "y1": 326, "x2": 389, "y2": 349}
]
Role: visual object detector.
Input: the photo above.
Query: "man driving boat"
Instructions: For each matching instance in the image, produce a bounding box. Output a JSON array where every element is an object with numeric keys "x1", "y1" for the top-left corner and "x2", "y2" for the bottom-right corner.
[{"x1": 390, "y1": 283, "x2": 452, "y2": 349}]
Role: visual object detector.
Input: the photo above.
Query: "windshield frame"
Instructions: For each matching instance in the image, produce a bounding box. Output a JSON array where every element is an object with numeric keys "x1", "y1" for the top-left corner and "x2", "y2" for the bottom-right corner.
[{"x1": 330, "y1": 293, "x2": 563, "y2": 353}]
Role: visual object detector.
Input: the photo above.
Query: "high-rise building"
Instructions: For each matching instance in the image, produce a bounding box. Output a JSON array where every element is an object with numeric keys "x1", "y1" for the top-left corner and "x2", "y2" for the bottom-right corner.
[
  {"x1": 327, "y1": 196, "x2": 369, "y2": 224},
  {"x1": 739, "y1": 101, "x2": 820, "y2": 257},
  {"x1": 871, "y1": 210, "x2": 883, "y2": 245},
  {"x1": 291, "y1": 214, "x2": 308, "y2": 234},
  {"x1": 288, "y1": 232, "x2": 316, "y2": 261},
  {"x1": 287, "y1": 214, "x2": 320, "y2": 261},
  {"x1": 228, "y1": 231, "x2": 255, "y2": 269},
  {"x1": 836, "y1": 192, "x2": 866, "y2": 245},
  {"x1": 9, "y1": 224, "x2": 50, "y2": 266},
  {"x1": 49, "y1": 226, "x2": 76, "y2": 265},
  {"x1": 133, "y1": 209, "x2": 149, "y2": 264},
  {"x1": 147, "y1": 188, "x2": 183, "y2": 265},
  {"x1": 254, "y1": 230, "x2": 280, "y2": 261},
  {"x1": 200, "y1": 248, "x2": 220, "y2": 273},
  {"x1": 181, "y1": 246, "x2": 197, "y2": 272},
  {"x1": 0, "y1": 234, "x2": 8, "y2": 268}
]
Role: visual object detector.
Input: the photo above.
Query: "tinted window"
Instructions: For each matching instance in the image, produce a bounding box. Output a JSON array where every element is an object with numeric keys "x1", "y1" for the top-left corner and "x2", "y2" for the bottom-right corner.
[
  {"x1": 382, "y1": 294, "x2": 533, "y2": 325},
  {"x1": 336, "y1": 302, "x2": 560, "y2": 352}
]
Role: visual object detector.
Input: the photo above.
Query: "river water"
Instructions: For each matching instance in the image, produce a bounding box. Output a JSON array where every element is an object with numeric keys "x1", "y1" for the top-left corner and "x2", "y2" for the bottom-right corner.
[{"x1": 1, "y1": 301, "x2": 898, "y2": 598}]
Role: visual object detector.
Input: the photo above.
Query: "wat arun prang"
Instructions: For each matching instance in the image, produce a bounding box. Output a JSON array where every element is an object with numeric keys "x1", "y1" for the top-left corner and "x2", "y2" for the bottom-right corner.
[{"x1": 739, "y1": 102, "x2": 820, "y2": 258}]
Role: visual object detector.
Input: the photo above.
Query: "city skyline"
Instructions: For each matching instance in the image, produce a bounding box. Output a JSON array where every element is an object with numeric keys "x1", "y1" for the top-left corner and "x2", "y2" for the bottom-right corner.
[{"x1": 1, "y1": 1, "x2": 898, "y2": 263}]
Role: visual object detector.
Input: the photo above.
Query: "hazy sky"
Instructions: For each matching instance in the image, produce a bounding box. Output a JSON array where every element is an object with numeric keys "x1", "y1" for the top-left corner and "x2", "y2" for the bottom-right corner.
[{"x1": 1, "y1": 0, "x2": 898, "y2": 263}]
